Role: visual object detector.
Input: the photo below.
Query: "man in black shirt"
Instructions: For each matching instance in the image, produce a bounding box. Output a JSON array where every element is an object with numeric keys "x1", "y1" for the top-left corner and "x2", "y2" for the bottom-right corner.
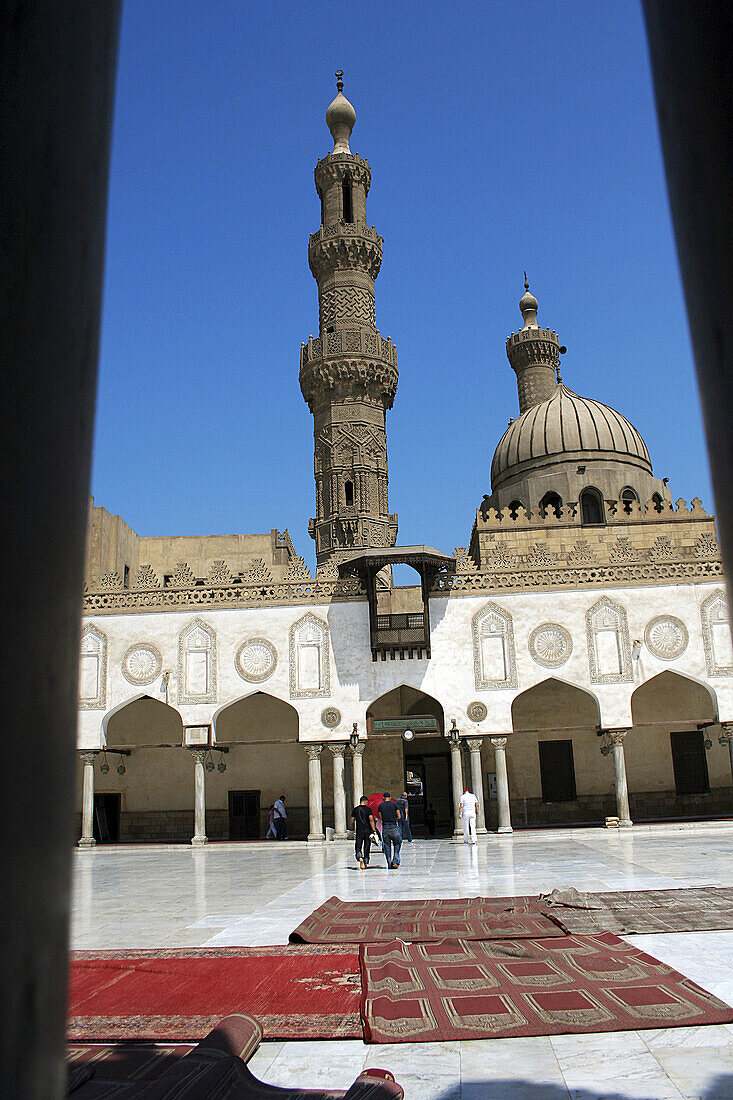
[
  {"x1": 350, "y1": 796, "x2": 376, "y2": 870},
  {"x1": 378, "y1": 792, "x2": 402, "y2": 869}
]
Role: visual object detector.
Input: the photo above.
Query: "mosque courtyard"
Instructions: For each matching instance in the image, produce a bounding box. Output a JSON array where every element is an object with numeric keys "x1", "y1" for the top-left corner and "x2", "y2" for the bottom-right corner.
[{"x1": 71, "y1": 825, "x2": 733, "y2": 1099}]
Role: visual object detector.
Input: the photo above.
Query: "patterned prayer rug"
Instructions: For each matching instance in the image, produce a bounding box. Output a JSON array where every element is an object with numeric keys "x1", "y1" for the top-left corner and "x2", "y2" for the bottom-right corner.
[
  {"x1": 359, "y1": 933, "x2": 733, "y2": 1042},
  {"x1": 68, "y1": 945, "x2": 362, "y2": 1041},
  {"x1": 289, "y1": 896, "x2": 563, "y2": 944},
  {"x1": 543, "y1": 887, "x2": 733, "y2": 935}
]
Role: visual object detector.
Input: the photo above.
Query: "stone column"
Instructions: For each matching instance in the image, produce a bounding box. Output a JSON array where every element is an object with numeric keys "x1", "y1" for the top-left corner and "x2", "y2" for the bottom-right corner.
[
  {"x1": 719, "y1": 723, "x2": 733, "y2": 782},
  {"x1": 190, "y1": 749, "x2": 207, "y2": 846},
  {"x1": 330, "y1": 743, "x2": 348, "y2": 838},
  {"x1": 607, "y1": 729, "x2": 633, "y2": 827},
  {"x1": 78, "y1": 752, "x2": 97, "y2": 848},
  {"x1": 350, "y1": 739, "x2": 365, "y2": 806},
  {"x1": 490, "y1": 737, "x2": 513, "y2": 834},
  {"x1": 449, "y1": 739, "x2": 464, "y2": 837},
  {"x1": 305, "y1": 744, "x2": 325, "y2": 841},
  {"x1": 466, "y1": 738, "x2": 488, "y2": 833}
]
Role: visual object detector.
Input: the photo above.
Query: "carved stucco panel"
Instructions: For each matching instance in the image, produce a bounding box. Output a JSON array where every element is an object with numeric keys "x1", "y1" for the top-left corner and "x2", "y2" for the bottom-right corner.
[
  {"x1": 701, "y1": 588, "x2": 733, "y2": 676},
  {"x1": 586, "y1": 596, "x2": 633, "y2": 684},
  {"x1": 472, "y1": 601, "x2": 517, "y2": 691},
  {"x1": 290, "y1": 612, "x2": 331, "y2": 699},
  {"x1": 79, "y1": 623, "x2": 107, "y2": 709},
  {"x1": 177, "y1": 618, "x2": 217, "y2": 704}
]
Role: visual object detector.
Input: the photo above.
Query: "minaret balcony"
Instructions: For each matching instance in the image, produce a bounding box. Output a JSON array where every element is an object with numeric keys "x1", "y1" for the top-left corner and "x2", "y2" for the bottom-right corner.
[
  {"x1": 300, "y1": 329, "x2": 398, "y2": 407},
  {"x1": 308, "y1": 226, "x2": 383, "y2": 281},
  {"x1": 309, "y1": 221, "x2": 381, "y2": 248}
]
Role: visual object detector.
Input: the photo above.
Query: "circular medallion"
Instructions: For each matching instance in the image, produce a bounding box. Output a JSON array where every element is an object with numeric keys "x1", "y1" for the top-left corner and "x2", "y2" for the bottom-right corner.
[
  {"x1": 321, "y1": 706, "x2": 341, "y2": 729},
  {"x1": 466, "y1": 701, "x2": 488, "y2": 723},
  {"x1": 644, "y1": 615, "x2": 688, "y2": 661},
  {"x1": 529, "y1": 623, "x2": 573, "y2": 668},
  {"x1": 236, "y1": 638, "x2": 277, "y2": 682},
  {"x1": 122, "y1": 643, "x2": 162, "y2": 686}
]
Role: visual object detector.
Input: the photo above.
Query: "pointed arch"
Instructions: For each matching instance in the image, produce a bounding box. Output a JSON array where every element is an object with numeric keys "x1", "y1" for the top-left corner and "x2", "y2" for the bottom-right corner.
[
  {"x1": 178, "y1": 617, "x2": 217, "y2": 704},
  {"x1": 289, "y1": 612, "x2": 330, "y2": 698},
  {"x1": 586, "y1": 596, "x2": 633, "y2": 683},
  {"x1": 701, "y1": 588, "x2": 733, "y2": 676},
  {"x1": 511, "y1": 677, "x2": 601, "y2": 733},
  {"x1": 214, "y1": 691, "x2": 299, "y2": 744},
  {"x1": 103, "y1": 693, "x2": 183, "y2": 748},
  {"x1": 366, "y1": 683, "x2": 445, "y2": 733},
  {"x1": 79, "y1": 623, "x2": 108, "y2": 709},
  {"x1": 631, "y1": 670, "x2": 718, "y2": 725},
  {"x1": 472, "y1": 601, "x2": 517, "y2": 690}
]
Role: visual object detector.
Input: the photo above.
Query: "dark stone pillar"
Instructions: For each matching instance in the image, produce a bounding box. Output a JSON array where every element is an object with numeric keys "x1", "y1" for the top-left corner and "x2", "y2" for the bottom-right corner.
[{"x1": 0, "y1": 4, "x2": 120, "y2": 1096}]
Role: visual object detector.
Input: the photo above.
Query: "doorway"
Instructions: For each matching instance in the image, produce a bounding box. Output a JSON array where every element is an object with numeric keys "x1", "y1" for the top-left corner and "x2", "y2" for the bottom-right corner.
[
  {"x1": 670, "y1": 730, "x2": 709, "y2": 795},
  {"x1": 228, "y1": 789, "x2": 261, "y2": 839},
  {"x1": 404, "y1": 747, "x2": 452, "y2": 836},
  {"x1": 93, "y1": 792, "x2": 120, "y2": 843},
  {"x1": 538, "y1": 740, "x2": 577, "y2": 803}
]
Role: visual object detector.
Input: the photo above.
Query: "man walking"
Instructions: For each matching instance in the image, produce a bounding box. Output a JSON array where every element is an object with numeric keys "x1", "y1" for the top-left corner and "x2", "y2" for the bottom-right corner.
[
  {"x1": 350, "y1": 795, "x2": 375, "y2": 870},
  {"x1": 273, "y1": 793, "x2": 287, "y2": 840},
  {"x1": 378, "y1": 792, "x2": 402, "y2": 869},
  {"x1": 397, "y1": 791, "x2": 413, "y2": 842},
  {"x1": 459, "y1": 787, "x2": 479, "y2": 844}
]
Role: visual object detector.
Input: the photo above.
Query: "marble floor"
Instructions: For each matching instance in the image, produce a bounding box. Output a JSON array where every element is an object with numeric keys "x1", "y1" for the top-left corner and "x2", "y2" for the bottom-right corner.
[{"x1": 71, "y1": 823, "x2": 733, "y2": 1098}]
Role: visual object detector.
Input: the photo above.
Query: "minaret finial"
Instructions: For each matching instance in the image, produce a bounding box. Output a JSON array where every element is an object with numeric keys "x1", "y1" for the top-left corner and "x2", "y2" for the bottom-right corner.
[
  {"x1": 519, "y1": 275, "x2": 539, "y2": 329},
  {"x1": 326, "y1": 72, "x2": 356, "y2": 153}
]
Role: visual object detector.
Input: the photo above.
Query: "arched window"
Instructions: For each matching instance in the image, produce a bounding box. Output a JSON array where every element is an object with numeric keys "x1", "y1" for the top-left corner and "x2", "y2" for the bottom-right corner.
[
  {"x1": 620, "y1": 487, "x2": 639, "y2": 514},
  {"x1": 318, "y1": 187, "x2": 325, "y2": 225},
  {"x1": 342, "y1": 179, "x2": 353, "y2": 223},
  {"x1": 345, "y1": 479, "x2": 354, "y2": 506},
  {"x1": 507, "y1": 499, "x2": 523, "y2": 520},
  {"x1": 580, "y1": 487, "x2": 605, "y2": 526},
  {"x1": 539, "y1": 491, "x2": 563, "y2": 519},
  {"x1": 652, "y1": 492, "x2": 663, "y2": 513}
]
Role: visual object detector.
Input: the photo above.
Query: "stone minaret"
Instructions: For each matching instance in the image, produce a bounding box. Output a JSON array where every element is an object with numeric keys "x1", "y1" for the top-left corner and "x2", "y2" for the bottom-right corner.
[
  {"x1": 505, "y1": 277, "x2": 561, "y2": 414},
  {"x1": 300, "y1": 74, "x2": 398, "y2": 564}
]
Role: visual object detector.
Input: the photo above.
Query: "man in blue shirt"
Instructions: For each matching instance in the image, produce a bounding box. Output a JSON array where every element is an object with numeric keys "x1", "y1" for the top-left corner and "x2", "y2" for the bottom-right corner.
[
  {"x1": 377, "y1": 793, "x2": 402, "y2": 869},
  {"x1": 396, "y1": 791, "x2": 413, "y2": 842}
]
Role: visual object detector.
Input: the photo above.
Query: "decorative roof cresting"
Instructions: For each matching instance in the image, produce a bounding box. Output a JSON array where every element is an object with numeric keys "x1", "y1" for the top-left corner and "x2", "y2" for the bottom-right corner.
[{"x1": 326, "y1": 70, "x2": 356, "y2": 153}]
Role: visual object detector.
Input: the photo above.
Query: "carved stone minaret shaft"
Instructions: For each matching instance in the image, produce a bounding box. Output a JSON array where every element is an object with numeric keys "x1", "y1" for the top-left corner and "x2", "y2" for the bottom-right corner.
[
  {"x1": 300, "y1": 75, "x2": 398, "y2": 563},
  {"x1": 506, "y1": 277, "x2": 561, "y2": 415}
]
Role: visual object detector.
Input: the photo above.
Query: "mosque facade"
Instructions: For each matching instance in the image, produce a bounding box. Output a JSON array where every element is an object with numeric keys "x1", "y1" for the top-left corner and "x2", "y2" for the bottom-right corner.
[{"x1": 75, "y1": 80, "x2": 733, "y2": 846}]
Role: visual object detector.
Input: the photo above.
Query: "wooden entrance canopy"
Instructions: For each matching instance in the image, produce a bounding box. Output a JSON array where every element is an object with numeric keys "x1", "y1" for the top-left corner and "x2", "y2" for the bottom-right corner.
[{"x1": 337, "y1": 546, "x2": 456, "y2": 660}]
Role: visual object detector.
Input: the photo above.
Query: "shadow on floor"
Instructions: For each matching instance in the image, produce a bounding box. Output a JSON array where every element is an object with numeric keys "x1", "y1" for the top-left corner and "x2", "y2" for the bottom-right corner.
[{"x1": 436, "y1": 1076, "x2": 733, "y2": 1099}]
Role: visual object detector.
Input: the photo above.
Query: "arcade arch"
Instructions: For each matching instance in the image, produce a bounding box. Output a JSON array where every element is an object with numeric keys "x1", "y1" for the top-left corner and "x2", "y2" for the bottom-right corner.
[
  {"x1": 214, "y1": 692, "x2": 309, "y2": 838},
  {"x1": 366, "y1": 685, "x2": 451, "y2": 834},
  {"x1": 78, "y1": 695, "x2": 187, "y2": 843},
  {"x1": 507, "y1": 678, "x2": 611, "y2": 827},
  {"x1": 626, "y1": 671, "x2": 732, "y2": 820}
]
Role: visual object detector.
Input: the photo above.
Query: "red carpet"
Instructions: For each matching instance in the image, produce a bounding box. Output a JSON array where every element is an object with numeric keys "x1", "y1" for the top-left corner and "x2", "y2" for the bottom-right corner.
[
  {"x1": 360, "y1": 932, "x2": 733, "y2": 1042},
  {"x1": 290, "y1": 896, "x2": 562, "y2": 944},
  {"x1": 68, "y1": 945, "x2": 361, "y2": 1041}
]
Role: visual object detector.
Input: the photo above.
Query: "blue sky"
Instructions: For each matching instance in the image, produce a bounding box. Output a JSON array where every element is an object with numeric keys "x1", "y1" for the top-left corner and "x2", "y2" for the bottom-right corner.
[{"x1": 93, "y1": 0, "x2": 712, "y2": 568}]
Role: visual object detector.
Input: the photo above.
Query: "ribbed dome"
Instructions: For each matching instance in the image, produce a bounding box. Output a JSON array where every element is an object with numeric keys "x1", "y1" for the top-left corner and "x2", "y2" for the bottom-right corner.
[{"x1": 491, "y1": 384, "x2": 652, "y2": 487}]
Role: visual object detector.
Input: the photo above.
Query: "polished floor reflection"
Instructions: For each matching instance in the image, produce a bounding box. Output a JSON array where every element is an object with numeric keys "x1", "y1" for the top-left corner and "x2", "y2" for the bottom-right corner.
[{"x1": 71, "y1": 824, "x2": 733, "y2": 1098}]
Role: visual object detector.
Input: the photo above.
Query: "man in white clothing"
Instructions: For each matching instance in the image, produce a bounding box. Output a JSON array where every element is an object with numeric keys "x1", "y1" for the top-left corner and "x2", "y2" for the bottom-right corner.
[
  {"x1": 459, "y1": 788, "x2": 479, "y2": 844},
  {"x1": 273, "y1": 794, "x2": 287, "y2": 840}
]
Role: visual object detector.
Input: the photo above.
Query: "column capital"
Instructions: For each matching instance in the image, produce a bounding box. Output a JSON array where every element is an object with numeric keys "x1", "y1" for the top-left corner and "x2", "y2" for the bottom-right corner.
[
  {"x1": 605, "y1": 728, "x2": 629, "y2": 745},
  {"x1": 719, "y1": 722, "x2": 733, "y2": 741},
  {"x1": 449, "y1": 738, "x2": 463, "y2": 754},
  {"x1": 329, "y1": 742, "x2": 348, "y2": 758},
  {"x1": 466, "y1": 737, "x2": 484, "y2": 753},
  {"x1": 490, "y1": 736, "x2": 508, "y2": 750},
  {"x1": 349, "y1": 739, "x2": 365, "y2": 757},
  {"x1": 79, "y1": 750, "x2": 97, "y2": 765},
  {"x1": 189, "y1": 747, "x2": 207, "y2": 763},
  {"x1": 305, "y1": 742, "x2": 323, "y2": 761}
]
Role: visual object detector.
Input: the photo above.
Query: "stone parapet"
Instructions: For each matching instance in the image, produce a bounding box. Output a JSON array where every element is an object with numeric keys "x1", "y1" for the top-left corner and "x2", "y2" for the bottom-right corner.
[{"x1": 300, "y1": 335, "x2": 398, "y2": 409}]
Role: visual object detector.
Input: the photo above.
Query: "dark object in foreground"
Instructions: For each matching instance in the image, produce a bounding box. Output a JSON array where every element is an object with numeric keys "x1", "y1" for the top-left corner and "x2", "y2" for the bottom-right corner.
[{"x1": 68, "y1": 1012, "x2": 403, "y2": 1098}]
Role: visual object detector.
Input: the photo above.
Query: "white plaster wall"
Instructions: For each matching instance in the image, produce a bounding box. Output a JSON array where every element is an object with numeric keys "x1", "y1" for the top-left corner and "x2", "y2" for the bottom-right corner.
[{"x1": 76, "y1": 579, "x2": 733, "y2": 751}]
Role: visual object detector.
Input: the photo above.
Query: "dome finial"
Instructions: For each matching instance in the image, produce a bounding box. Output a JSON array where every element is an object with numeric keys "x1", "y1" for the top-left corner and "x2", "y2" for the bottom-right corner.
[
  {"x1": 519, "y1": 273, "x2": 539, "y2": 329},
  {"x1": 326, "y1": 71, "x2": 356, "y2": 154}
]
